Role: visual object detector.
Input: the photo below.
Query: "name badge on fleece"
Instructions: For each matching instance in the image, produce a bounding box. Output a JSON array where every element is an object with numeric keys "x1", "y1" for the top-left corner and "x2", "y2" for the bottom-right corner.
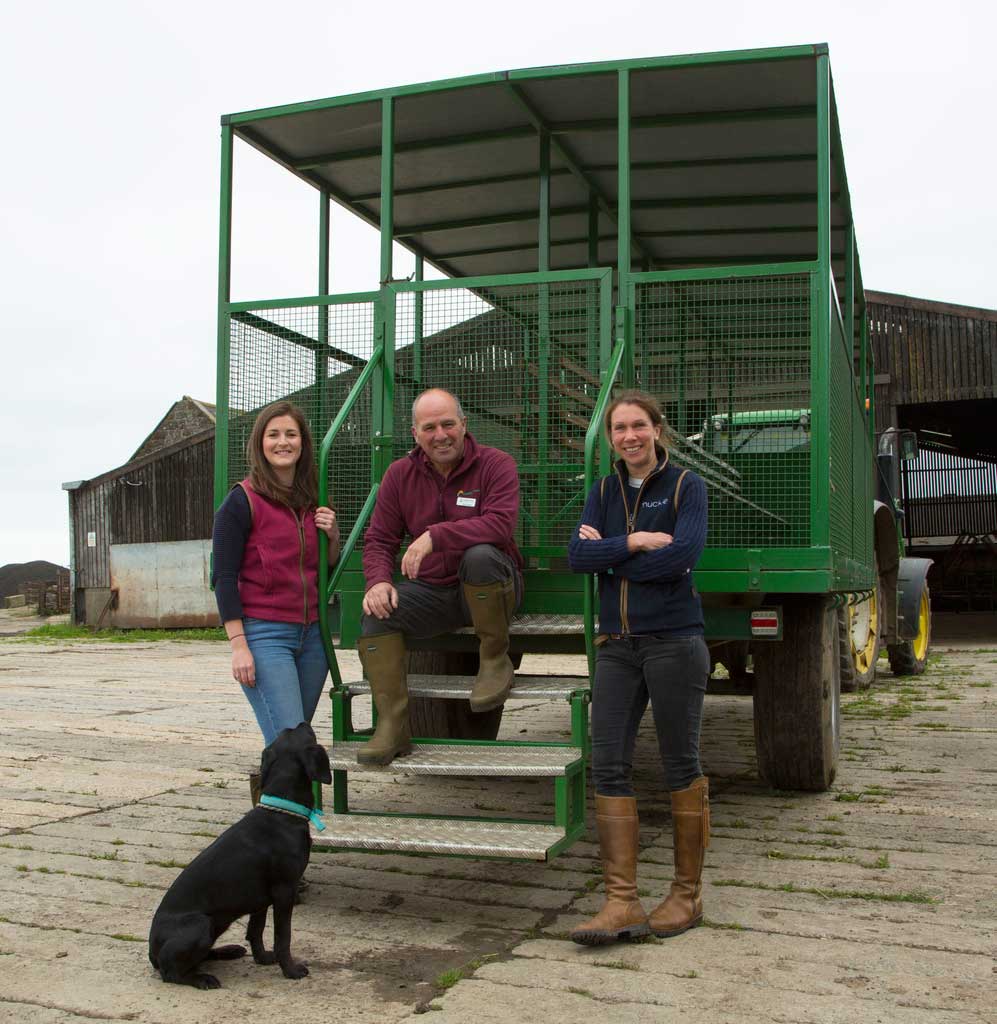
[{"x1": 456, "y1": 490, "x2": 478, "y2": 508}]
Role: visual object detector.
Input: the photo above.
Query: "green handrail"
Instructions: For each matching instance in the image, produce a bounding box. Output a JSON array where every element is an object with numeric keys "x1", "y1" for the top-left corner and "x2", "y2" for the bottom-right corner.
[
  {"x1": 581, "y1": 337, "x2": 628, "y2": 679},
  {"x1": 318, "y1": 345, "x2": 385, "y2": 687}
]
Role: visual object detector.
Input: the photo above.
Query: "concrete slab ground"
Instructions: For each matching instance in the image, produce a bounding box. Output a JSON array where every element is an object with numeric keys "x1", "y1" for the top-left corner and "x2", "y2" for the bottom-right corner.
[{"x1": 1, "y1": 626, "x2": 995, "y2": 1023}]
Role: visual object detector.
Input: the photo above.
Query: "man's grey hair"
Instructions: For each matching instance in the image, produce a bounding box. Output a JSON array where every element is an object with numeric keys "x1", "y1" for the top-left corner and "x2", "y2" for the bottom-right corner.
[{"x1": 411, "y1": 388, "x2": 466, "y2": 426}]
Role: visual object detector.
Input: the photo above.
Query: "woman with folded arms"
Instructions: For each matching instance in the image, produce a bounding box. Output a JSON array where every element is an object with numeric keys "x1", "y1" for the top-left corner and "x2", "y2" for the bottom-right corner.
[{"x1": 568, "y1": 390, "x2": 709, "y2": 945}]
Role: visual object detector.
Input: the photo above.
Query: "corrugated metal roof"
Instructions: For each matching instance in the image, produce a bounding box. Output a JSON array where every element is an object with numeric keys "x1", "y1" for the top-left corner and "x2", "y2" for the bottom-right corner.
[{"x1": 227, "y1": 45, "x2": 853, "y2": 287}]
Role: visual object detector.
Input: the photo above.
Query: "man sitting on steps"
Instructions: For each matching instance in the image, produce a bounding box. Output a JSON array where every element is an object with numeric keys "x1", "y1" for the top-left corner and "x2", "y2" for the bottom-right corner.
[{"x1": 358, "y1": 388, "x2": 525, "y2": 766}]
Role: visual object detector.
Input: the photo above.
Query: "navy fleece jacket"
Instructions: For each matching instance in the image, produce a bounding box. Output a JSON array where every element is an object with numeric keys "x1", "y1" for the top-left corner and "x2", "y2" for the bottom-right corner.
[{"x1": 568, "y1": 453, "x2": 708, "y2": 636}]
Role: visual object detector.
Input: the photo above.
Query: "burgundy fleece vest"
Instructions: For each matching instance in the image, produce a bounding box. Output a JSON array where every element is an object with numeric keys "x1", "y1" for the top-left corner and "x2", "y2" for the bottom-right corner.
[{"x1": 237, "y1": 481, "x2": 319, "y2": 624}]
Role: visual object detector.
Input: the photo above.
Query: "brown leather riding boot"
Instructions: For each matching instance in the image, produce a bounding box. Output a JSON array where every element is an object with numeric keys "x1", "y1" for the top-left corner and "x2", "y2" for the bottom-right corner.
[
  {"x1": 249, "y1": 771, "x2": 262, "y2": 807},
  {"x1": 648, "y1": 777, "x2": 709, "y2": 937},
  {"x1": 570, "y1": 795, "x2": 649, "y2": 945},
  {"x1": 464, "y1": 581, "x2": 516, "y2": 713},
  {"x1": 357, "y1": 633, "x2": 413, "y2": 766}
]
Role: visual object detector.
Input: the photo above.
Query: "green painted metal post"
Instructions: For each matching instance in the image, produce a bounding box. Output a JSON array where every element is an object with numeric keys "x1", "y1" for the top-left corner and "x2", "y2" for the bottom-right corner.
[
  {"x1": 618, "y1": 69, "x2": 634, "y2": 387},
  {"x1": 317, "y1": 190, "x2": 330, "y2": 439},
  {"x1": 213, "y1": 123, "x2": 234, "y2": 511},
  {"x1": 538, "y1": 131, "x2": 551, "y2": 272},
  {"x1": 587, "y1": 192, "x2": 599, "y2": 268},
  {"x1": 538, "y1": 131, "x2": 551, "y2": 553},
  {"x1": 845, "y1": 222, "x2": 856, "y2": 556},
  {"x1": 585, "y1": 192, "x2": 600, "y2": 388},
  {"x1": 413, "y1": 254, "x2": 424, "y2": 387},
  {"x1": 811, "y1": 53, "x2": 832, "y2": 549},
  {"x1": 374, "y1": 96, "x2": 396, "y2": 484},
  {"x1": 845, "y1": 224, "x2": 855, "y2": 358},
  {"x1": 380, "y1": 97, "x2": 395, "y2": 287},
  {"x1": 617, "y1": 69, "x2": 631, "y2": 286}
]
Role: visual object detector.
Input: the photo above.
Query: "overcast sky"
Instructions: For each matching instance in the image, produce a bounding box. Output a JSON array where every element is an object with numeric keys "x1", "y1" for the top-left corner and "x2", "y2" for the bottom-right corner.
[{"x1": 2, "y1": 0, "x2": 994, "y2": 569}]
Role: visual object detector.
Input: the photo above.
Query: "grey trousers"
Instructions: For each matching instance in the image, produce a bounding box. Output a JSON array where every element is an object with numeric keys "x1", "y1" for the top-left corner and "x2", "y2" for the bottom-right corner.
[
  {"x1": 591, "y1": 634, "x2": 710, "y2": 794},
  {"x1": 360, "y1": 544, "x2": 523, "y2": 639}
]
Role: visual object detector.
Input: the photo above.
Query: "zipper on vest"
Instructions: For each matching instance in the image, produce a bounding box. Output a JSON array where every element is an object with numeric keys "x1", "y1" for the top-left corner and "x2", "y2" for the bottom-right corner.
[{"x1": 296, "y1": 511, "x2": 308, "y2": 622}]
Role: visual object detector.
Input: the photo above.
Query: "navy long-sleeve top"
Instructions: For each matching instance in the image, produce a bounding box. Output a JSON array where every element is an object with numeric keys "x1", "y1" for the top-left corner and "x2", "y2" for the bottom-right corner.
[
  {"x1": 210, "y1": 486, "x2": 254, "y2": 623},
  {"x1": 567, "y1": 453, "x2": 708, "y2": 636}
]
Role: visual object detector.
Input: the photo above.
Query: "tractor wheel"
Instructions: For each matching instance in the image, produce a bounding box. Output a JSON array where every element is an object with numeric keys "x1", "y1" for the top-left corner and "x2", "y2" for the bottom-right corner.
[
  {"x1": 752, "y1": 595, "x2": 840, "y2": 792},
  {"x1": 887, "y1": 585, "x2": 931, "y2": 676},
  {"x1": 406, "y1": 650, "x2": 505, "y2": 741},
  {"x1": 717, "y1": 641, "x2": 751, "y2": 681},
  {"x1": 839, "y1": 574, "x2": 881, "y2": 693}
]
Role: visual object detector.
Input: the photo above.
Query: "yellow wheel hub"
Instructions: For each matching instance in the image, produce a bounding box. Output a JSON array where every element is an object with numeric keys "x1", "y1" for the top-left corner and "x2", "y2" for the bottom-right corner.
[
  {"x1": 849, "y1": 589, "x2": 879, "y2": 675},
  {"x1": 913, "y1": 590, "x2": 930, "y2": 662}
]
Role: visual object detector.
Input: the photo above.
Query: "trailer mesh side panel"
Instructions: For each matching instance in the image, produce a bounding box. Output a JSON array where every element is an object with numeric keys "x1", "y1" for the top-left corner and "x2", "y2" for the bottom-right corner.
[
  {"x1": 829, "y1": 307, "x2": 874, "y2": 584},
  {"x1": 393, "y1": 279, "x2": 601, "y2": 560},
  {"x1": 226, "y1": 302, "x2": 376, "y2": 535},
  {"x1": 634, "y1": 274, "x2": 811, "y2": 548}
]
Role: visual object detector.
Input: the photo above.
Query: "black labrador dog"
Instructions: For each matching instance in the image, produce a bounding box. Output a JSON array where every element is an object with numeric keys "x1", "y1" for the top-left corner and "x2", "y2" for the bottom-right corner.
[{"x1": 149, "y1": 722, "x2": 332, "y2": 989}]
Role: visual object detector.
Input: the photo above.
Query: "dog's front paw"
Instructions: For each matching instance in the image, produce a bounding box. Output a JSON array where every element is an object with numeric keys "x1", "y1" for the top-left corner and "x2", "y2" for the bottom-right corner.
[
  {"x1": 253, "y1": 949, "x2": 277, "y2": 965},
  {"x1": 192, "y1": 972, "x2": 221, "y2": 990},
  {"x1": 281, "y1": 960, "x2": 309, "y2": 980}
]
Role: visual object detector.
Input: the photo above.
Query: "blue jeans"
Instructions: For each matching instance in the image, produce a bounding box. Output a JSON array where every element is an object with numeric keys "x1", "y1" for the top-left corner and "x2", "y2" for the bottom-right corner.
[
  {"x1": 591, "y1": 634, "x2": 710, "y2": 795},
  {"x1": 242, "y1": 619, "x2": 329, "y2": 747}
]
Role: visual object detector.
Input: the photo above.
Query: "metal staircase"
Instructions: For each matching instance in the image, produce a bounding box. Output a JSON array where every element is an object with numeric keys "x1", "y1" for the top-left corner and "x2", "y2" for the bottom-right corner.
[{"x1": 312, "y1": 614, "x2": 591, "y2": 861}]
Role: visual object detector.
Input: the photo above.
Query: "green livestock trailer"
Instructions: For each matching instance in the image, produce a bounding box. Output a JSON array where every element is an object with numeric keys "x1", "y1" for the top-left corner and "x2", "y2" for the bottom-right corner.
[{"x1": 215, "y1": 44, "x2": 932, "y2": 861}]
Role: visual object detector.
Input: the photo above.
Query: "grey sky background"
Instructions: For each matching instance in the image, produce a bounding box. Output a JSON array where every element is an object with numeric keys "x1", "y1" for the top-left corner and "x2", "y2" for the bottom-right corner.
[{"x1": 2, "y1": 0, "x2": 994, "y2": 569}]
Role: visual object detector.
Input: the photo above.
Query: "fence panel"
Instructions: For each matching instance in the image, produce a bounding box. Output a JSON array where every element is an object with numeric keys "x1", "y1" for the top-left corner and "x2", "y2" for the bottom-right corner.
[
  {"x1": 632, "y1": 270, "x2": 813, "y2": 550},
  {"x1": 392, "y1": 272, "x2": 608, "y2": 559},
  {"x1": 226, "y1": 297, "x2": 377, "y2": 539}
]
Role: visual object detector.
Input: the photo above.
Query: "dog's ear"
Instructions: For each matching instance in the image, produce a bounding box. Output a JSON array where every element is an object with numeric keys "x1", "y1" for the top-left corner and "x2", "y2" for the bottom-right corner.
[
  {"x1": 260, "y1": 743, "x2": 278, "y2": 785},
  {"x1": 303, "y1": 744, "x2": 332, "y2": 784}
]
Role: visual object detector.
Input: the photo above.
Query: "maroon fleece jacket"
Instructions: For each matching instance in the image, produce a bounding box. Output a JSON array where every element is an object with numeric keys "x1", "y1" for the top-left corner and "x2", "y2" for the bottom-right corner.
[{"x1": 362, "y1": 433, "x2": 524, "y2": 590}]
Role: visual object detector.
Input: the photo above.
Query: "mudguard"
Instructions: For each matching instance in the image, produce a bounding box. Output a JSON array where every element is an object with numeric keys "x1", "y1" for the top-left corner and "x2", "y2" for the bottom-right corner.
[{"x1": 897, "y1": 557, "x2": 932, "y2": 640}]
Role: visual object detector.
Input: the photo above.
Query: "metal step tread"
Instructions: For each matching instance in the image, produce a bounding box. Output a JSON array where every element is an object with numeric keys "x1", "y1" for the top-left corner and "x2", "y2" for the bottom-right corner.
[
  {"x1": 312, "y1": 814, "x2": 563, "y2": 860},
  {"x1": 343, "y1": 674, "x2": 590, "y2": 700},
  {"x1": 456, "y1": 613, "x2": 584, "y2": 636},
  {"x1": 329, "y1": 741, "x2": 581, "y2": 776}
]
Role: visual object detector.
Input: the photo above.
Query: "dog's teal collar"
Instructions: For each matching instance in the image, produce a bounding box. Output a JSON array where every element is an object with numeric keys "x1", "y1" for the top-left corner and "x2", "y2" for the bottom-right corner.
[{"x1": 259, "y1": 795, "x2": 326, "y2": 832}]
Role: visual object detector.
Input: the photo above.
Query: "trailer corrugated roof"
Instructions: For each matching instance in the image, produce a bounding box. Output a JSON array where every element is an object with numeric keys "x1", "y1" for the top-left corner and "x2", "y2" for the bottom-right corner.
[{"x1": 225, "y1": 44, "x2": 853, "y2": 286}]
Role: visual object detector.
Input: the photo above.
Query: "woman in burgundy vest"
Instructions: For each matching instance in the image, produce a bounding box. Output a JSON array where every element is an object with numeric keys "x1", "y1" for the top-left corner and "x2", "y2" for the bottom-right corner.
[{"x1": 211, "y1": 401, "x2": 340, "y2": 798}]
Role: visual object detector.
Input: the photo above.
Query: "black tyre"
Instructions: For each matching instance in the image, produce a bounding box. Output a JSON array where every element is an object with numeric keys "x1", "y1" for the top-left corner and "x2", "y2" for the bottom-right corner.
[
  {"x1": 887, "y1": 584, "x2": 931, "y2": 676},
  {"x1": 752, "y1": 595, "x2": 840, "y2": 792},
  {"x1": 406, "y1": 650, "x2": 504, "y2": 741}
]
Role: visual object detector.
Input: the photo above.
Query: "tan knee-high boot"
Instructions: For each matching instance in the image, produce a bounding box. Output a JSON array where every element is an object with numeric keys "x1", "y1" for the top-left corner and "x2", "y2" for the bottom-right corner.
[
  {"x1": 570, "y1": 795, "x2": 649, "y2": 946},
  {"x1": 357, "y1": 633, "x2": 413, "y2": 766},
  {"x1": 648, "y1": 777, "x2": 709, "y2": 937},
  {"x1": 464, "y1": 581, "x2": 516, "y2": 713},
  {"x1": 249, "y1": 772, "x2": 262, "y2": 807}
]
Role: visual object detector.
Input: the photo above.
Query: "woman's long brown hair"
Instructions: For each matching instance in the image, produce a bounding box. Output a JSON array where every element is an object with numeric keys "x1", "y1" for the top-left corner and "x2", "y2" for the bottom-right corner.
[{"x1": 246, "y1": 401, "x2": 319, "y2": 509}]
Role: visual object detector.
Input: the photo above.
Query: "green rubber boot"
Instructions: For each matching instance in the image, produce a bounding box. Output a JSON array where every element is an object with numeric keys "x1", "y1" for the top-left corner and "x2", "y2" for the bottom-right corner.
[{"x1": 357, "y1": 633, "x2": 413, "y2": 766}]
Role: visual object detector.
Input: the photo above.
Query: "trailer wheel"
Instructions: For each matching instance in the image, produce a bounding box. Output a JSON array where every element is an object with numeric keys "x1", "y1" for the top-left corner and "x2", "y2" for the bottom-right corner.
[
  {"x1": 752, "y1": 595, "x2": 840, "y2": 792},
  {"x1": 887, "y1": 586, "x2": 931, "y2": 676},
  {"x1": 406, "y1": 650, "x2": 504, "y2": 740},
  {"x1": 839, "y1": 577, "x2": 881, "y2": 693}
]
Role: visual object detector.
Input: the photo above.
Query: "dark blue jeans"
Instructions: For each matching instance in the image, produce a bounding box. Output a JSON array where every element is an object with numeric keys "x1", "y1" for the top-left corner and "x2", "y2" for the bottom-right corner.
[{"x1": 591, "y1": 634, "x2": 710, "y2": 795}]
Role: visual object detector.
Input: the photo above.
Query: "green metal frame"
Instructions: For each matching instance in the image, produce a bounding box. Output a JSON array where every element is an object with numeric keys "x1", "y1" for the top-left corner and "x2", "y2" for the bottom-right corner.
[{"x1": 214, "y1": 43, "x2": 873, "y2": 859}]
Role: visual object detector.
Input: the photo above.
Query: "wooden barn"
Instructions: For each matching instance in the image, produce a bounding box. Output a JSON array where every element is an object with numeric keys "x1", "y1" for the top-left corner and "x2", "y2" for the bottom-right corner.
[{"x1": 63, "y1": 398, "x2": 217, "y2": 627}]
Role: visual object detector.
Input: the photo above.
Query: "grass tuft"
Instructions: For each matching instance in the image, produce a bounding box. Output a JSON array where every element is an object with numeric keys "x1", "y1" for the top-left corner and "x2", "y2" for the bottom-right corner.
[{"x1": 10, "y1": 624, "x2": 227, "y2": 644}]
